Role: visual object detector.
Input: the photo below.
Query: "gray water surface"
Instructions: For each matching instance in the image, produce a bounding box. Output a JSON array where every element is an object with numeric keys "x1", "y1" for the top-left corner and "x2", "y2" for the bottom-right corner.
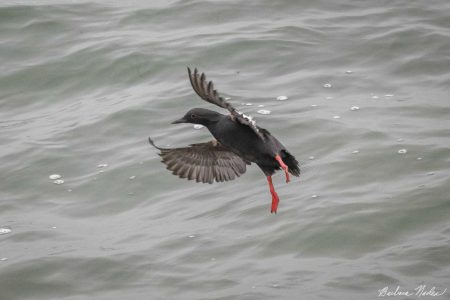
[{"x1": 1, "y1": 1, "x2": 449, "y2": 299}]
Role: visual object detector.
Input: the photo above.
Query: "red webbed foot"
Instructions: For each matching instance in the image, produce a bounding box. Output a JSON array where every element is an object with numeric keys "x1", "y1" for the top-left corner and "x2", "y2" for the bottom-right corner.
[
  {"x1": 275, "y1": 154, "x2": 290, "y2": 183},
  {"x1": 270, "y1": 190, "x2": 280, "y2": 213},
  {"x1": 267, "y1": 176, "x2": 280, "y2": 213}
]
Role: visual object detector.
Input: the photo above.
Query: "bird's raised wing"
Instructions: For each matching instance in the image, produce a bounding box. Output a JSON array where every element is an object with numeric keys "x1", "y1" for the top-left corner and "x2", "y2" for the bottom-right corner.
[
  {"x1": 188, "y1": 67, "x2": 265, "y2": 141},
  {"x1": 149, "y1": 137, "x2": 249, "y2": 184}
]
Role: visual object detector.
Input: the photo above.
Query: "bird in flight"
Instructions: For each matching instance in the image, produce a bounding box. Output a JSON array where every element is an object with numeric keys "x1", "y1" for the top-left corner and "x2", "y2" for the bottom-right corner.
[{"x1": 149, "y1": 68, "x2": 300, "y2": 213}]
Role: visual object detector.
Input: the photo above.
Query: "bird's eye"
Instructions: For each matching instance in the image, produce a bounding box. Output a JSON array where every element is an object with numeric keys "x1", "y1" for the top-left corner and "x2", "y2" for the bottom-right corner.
[{"x1": 190, "y1": 114, "x2": 197, "y2": 119}]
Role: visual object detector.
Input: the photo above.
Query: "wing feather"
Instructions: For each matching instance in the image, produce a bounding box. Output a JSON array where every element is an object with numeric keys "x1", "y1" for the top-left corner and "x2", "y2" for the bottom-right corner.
[
  {"x1": 187, "y1": 67, "x2": 266, "y2": 140},
  {"x1": 149, "y1": 138, "x2": 248, "y2": 184}
]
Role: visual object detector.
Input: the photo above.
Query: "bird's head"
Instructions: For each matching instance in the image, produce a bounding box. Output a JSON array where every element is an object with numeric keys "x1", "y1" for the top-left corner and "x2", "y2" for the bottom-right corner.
[{"x1": 172, "y1": 108, "x2": 222, "y2": 126}]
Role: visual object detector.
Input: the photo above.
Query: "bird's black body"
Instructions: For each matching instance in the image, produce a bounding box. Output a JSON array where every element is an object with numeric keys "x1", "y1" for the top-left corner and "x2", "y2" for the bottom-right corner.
[
  {"x1": 149, "y1": 68, "x2": 300, "y2": 213},
  {"x1": 177, "y1": 107, "x2": 299, "y2": 177}
]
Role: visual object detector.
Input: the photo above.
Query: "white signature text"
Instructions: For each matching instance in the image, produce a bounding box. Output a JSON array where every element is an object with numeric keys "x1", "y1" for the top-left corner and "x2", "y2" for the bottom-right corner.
[{"x1": 378, "y1": 285, "x2": 447, "y2": 297}]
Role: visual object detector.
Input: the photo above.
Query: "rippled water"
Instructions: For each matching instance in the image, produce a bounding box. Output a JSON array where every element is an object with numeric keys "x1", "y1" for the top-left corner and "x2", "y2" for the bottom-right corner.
[{"x1": 1, "y1": 1, "x2": 449, "y2": 299}]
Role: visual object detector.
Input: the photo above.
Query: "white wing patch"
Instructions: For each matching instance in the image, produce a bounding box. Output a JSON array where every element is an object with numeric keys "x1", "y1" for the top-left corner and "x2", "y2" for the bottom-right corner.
[
  {"x1": 236, "y1": 110, "x2": 259, "y2": 132},
  {"x1": 241, "y1": 113, "x2": 257, "y2": 127}
]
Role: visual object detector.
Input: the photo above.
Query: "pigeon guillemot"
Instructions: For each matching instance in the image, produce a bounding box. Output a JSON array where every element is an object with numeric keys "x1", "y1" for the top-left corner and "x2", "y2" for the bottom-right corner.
[{"x1": 149, "y1": 68, "x2": 300, "y2": 213}]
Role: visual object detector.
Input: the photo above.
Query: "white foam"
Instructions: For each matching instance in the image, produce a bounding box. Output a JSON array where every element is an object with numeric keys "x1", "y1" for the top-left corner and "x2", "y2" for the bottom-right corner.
[
  {"x1": 257, "y1": 109, "x2": 271, "y2": 115},
  {"x1": 0, "y1": 228, "x2": 12, "y2": 235},
  {"x1": 49, "y1": 174, "x2": 61, "y2": 180},
  {"x1": 398, "y1": 149, "x2": 407, "y2": 154},
  {"x1": 276, "y1": 95, "x2": 288, "y2": 101}
]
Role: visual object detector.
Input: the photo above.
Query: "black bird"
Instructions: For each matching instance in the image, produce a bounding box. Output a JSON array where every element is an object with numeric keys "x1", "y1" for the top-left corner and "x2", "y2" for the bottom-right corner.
[{"x1": 149, "y1": 68, "x2": 300, "y2": 213}]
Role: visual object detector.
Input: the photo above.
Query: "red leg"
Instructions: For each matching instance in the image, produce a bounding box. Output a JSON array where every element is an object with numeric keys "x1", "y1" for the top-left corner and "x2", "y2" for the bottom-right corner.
[
  {"x1": 275, "y1": 154, "x2": 290, "y2": 183},
  {"x1": 267, "y1": 176, "x2": 280, "y2": 213}
]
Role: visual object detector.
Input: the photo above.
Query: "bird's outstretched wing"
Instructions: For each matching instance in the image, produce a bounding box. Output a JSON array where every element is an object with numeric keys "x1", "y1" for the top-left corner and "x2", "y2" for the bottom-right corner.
[
  {"x1": 187, "y1": 67, "x2": 265, "y2": 141},
  {"x1": 149, "y1": 137, "x2": 249, "y2": 184}
]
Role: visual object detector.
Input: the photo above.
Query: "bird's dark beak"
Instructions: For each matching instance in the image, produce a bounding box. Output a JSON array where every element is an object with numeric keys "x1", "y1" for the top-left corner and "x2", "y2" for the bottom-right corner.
[{"x1": 171, "y1": 117, "x2": 188, "y2": 124}]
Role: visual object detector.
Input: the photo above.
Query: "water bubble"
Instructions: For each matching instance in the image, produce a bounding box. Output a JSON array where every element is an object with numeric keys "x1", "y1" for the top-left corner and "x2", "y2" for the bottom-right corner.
[
  {"x1": 271, "y1": 283, "x2": 280, "y2": 288},
  {"x1": 333, "y1": 115, "x2": 341, "y2": 119},
  {"x1": 0, "y1": 228, "x2": 12, "y2": 235},
  {"x1": 193, "y1": 124, "x2": 204, "y2": 130},
  {"x1": 276, "y1": 95, "x2": 288, "y2": 101},
  {"x1": 53, "y1": 179, "x2": 64, "y2": 185},
  {"x1": 257, "y1": 104, "x2": 265, "y2": 108},
  {"x1": 257, "y1": 109, "x2": 271, "y2": 115},
  {"x1": 49, "y1": 174, "x2": 61, "y2": 180},
  {"x1": 372, "y1": 95, "x2": 379, "y2": 99},
  {"x1": 323, "y1": 83, "x2": 332, "y2": 88},
  {"x1": 51, "y1": 226, "x2": 57, "y2": 229},
  {"x1": 416, "y1": 157, "x2": 423, "y2": 160},
  {"x1": 97, "y1": 163, "x2": 108, "y2": 168},
  {"x1": 352, "y1": 150, "x2": 359, "y2": 154},
  {"x1": 243, "y1": 103, "x2": 253, "y2": 106},
  {"x1": 398, "y1": 149, "x2": 407, "y2": 154},
  {"x1": 188, "y1": 235, "x2": 196, "y2": 238},
  {"x1": 308, "y1": 156, "x2": 315, "y2": 160},
  {"x1": 350, "y1": 106, "x2": 360, "y2": 111},
  {"x1": 0, "y1": 258, "x2": 8, "y2": 261},
  {"x1": 385, "y1": 94, "x2": 394, "y2": 97},
  {"x1": 345, "y1": 70, "x2": 353, "y2": 74},
  {"x1": 129, "y1": 176, "x2": 136, "y2": 180},
  {"x1": 311, "y1": 194, "x2": 318, "y2": 198},
  {"x1": 311, "y1": 104, "x2": 318, "y2": 107}
]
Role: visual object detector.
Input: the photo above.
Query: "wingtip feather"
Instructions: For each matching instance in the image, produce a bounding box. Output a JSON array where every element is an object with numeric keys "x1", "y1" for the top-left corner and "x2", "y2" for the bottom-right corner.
[{"x1": 148, "y1": 137, "x2": 162, "y2": 150}]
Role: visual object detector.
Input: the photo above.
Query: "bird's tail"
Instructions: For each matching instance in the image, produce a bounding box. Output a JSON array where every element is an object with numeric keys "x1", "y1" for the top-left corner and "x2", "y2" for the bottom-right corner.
[{"x1": 282, "y1": 150, "x2": 300, "y2": 176}]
